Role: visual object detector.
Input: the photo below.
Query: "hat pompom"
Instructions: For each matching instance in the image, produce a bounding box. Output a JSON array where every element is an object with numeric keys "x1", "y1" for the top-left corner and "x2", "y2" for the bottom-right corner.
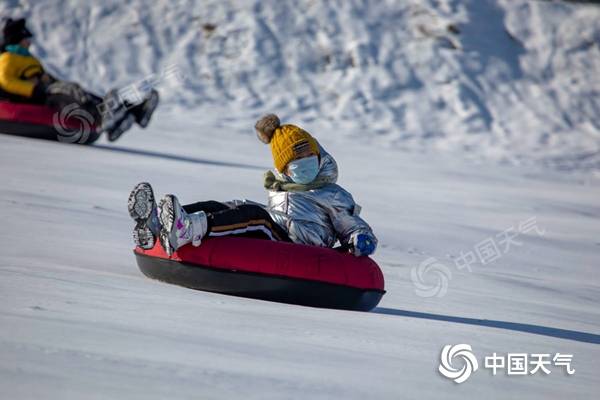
[{"x1": 255, "y1": 114, "x2": 280, "y2": 144}]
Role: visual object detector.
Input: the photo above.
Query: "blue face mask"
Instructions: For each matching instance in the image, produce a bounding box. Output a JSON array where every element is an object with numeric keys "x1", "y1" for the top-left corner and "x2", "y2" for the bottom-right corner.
[{"x1": 287, "y1": 155, "x2": 319, "y2": 184}]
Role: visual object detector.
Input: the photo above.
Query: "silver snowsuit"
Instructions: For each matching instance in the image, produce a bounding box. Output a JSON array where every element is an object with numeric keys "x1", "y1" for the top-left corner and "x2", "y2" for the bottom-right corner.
[{"x1": 266, "y1": 147, "x2": 377, "y2": 249}]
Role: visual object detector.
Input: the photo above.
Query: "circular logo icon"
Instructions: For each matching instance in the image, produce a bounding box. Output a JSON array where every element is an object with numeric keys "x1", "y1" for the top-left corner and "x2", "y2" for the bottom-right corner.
[
  {"x1": 411, "y1": 257, "x2": 452, "y2": 298},
  {"x1": 53, "y1": 103, "x2": 94, "y2": 144},
  {"x1": 439, "y1": 344, "x2": 479, "y2": 383}
]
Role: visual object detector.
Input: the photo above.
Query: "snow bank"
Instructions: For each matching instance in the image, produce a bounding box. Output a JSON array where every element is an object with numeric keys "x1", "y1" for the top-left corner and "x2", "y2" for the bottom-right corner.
[{"x1": 1, "y1": 0, "x2": 598, "y2": 172}]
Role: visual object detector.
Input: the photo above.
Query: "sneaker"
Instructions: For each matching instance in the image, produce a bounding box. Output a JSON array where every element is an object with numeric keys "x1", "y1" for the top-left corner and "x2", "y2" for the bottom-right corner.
[
  {"x1": 127, "y1": 182, "x2": 161, "y2": 249},
  {"x1": 158, "y1": 194, "x2": 207, "y2": 256},
  {"x1": 99, "y1": 89, "x2": 127, "y2": 132},
  {"x1": 107, "y1": 113, "x2": 135, "y2": 142},
  {"x1": 131, "y1": 89, "x2": 159, "y2": 128}
]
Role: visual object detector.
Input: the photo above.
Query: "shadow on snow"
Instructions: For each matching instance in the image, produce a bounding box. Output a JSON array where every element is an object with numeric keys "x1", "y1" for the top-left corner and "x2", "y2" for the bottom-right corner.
[
  {"x1": 93, "y1": 144, "x2": 267, "y2": 171},
  {"x1": 373, "y1": 307, "x2": 600, "y2": 345}
]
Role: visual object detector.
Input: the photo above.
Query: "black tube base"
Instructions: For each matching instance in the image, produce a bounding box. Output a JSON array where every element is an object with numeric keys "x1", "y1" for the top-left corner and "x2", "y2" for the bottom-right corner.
[{"x1": 135, "y1": 252, "x2": 384, "y2": 312}]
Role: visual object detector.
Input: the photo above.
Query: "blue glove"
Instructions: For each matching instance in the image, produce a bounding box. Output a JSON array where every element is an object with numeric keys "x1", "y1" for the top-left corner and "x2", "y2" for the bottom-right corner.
[{"x1": 352, "y1": 233, "x2": 376, "y2": 257}]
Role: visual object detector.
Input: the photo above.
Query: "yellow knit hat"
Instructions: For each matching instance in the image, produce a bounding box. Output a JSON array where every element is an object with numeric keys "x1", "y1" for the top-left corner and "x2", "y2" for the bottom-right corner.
[{"x1": 255, "y1": 114, "x2": 320, "y2": 172}]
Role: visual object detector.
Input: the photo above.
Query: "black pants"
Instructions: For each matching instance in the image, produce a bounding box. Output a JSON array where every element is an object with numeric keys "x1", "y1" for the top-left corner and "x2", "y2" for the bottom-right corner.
[
  {"x1": 183, "y1": 201, "x2": 291, "y2": 242},
  {"x1": 46, "y1": 91, "x2": 104, "y2": 124},
  {"x1": 0, "y1": 82, "x2": 103, "y2": 123},
  {"x1": 45, "y1": 82, "x2": 144, "y2": 127}
]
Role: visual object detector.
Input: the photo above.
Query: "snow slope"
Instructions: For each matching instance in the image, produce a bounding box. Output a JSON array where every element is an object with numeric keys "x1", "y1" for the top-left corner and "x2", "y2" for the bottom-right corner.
[
  {"x1": 1, "y1": 120, "x2": 600, "y2": 399},
  {"x1": 1, "y1": 0, "x2": 600, "y2": 399},
  {"x1": 1, "y1": 0, "x2": 599, "y2": 171}
]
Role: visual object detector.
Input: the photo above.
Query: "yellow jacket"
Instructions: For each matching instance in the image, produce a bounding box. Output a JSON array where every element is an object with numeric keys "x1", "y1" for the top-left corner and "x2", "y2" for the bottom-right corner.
[{"x1": 0, "y1": 51, "x2": 44, "y2": 98}]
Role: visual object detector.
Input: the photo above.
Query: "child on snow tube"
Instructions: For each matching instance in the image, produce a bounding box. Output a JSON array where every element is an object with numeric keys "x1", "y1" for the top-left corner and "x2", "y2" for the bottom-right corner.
[
  {"x1": 127, "y1": 114, "x2": 378, "y2": 258},
  {"x1": 0, "y1": 18, "x2": 158, "y2": 141}
]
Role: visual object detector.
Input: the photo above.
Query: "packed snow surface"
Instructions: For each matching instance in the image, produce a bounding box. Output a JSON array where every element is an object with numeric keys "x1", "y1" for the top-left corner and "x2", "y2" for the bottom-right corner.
[{"x1": 1, "y1": 0, "x2": 599, "y2": 399}]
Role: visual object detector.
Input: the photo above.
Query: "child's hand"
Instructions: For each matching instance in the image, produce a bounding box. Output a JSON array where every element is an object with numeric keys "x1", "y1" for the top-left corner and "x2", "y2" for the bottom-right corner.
[{"x1": 352, "y1": 233, "x2": 376, "y2": 257}]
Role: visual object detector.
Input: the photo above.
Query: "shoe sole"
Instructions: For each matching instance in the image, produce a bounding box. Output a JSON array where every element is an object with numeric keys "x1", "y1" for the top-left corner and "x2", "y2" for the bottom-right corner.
[
  {"x1": 128, "y1": 182, "x2": 156, "y2": 249},
  {"x1": 159, "y1": 195, "x2": 176, "y2": 256},
  {"x1": 128, "y1": 182, "x2": 155, "y2": 222},
  {"x1": 133, "y1": 223, "x2": 155, "y2": 249},
  {"x1": 137, "y1": 90, "x2": 159, "y2": 128},
  {"x1": 108, "y1": 114, "x2": 135, "y2": 142}
]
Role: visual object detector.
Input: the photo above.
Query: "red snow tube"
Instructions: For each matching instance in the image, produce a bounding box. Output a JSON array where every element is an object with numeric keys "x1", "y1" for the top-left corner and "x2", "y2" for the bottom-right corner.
[
  {"x1": 134, "y1": 237, "x2": 386, "y2": 311},
  {"x1": 0, "y1": 100, "x2": 100, "y2": 144}
]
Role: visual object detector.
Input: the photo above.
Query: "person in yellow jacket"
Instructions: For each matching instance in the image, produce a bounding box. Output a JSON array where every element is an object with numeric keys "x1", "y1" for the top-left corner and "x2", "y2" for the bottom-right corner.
[
  {"x1": 0, "y1": 19, "x2": 48, "y2": 101},
  {"x1": 0, "y1": 18, "x2": 159, "y2": 141}
]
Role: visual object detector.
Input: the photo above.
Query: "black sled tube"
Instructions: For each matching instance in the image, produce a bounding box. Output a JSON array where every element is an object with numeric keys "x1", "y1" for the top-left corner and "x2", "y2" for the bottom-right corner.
[{"x1": 135, "y1": 252, "x2": 385, "y2": 312}]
